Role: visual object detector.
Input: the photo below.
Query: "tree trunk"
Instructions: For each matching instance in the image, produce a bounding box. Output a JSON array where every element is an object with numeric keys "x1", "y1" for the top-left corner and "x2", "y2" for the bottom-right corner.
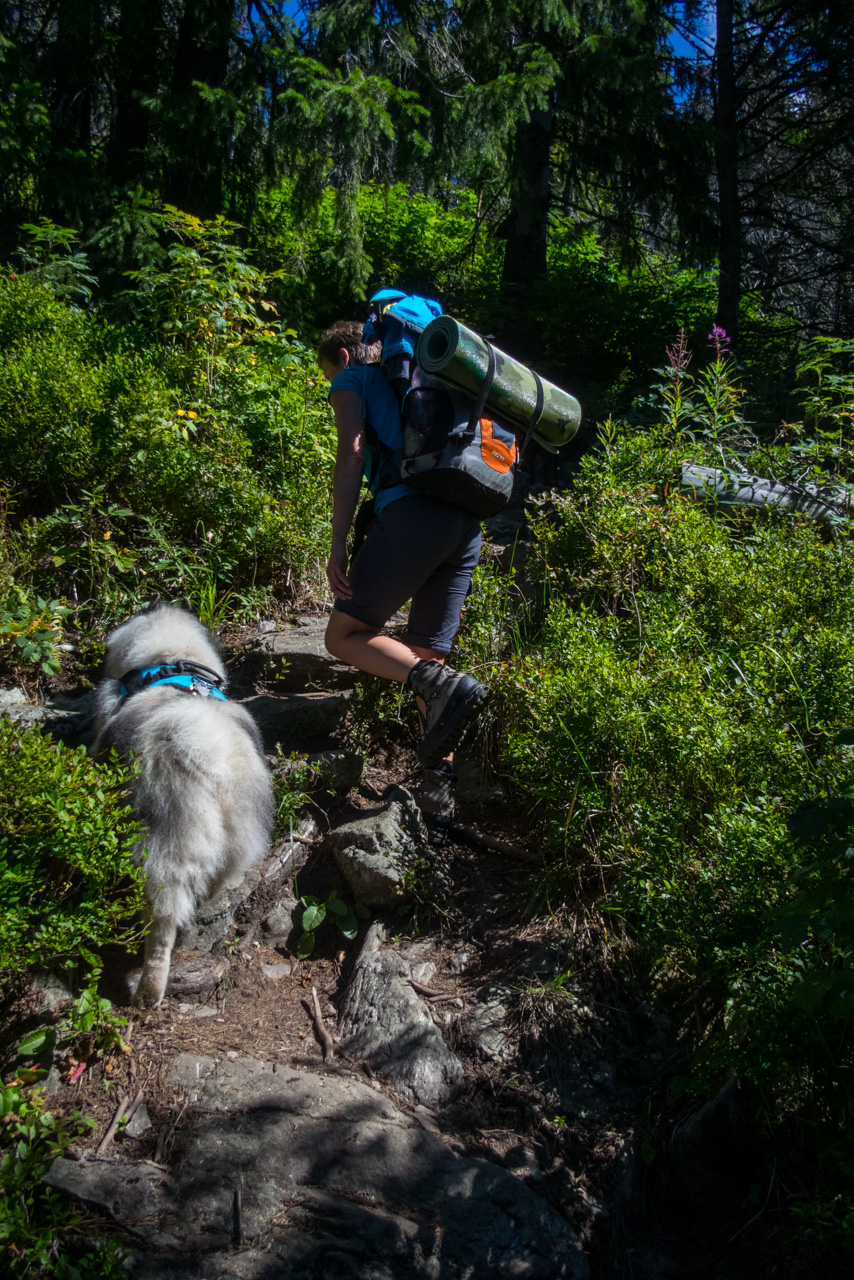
[
  {"x1": 162, "y1": 0, "x2": 235, "y2": 217},
  {"x1": 713, "y1": 0, "x2": 741, "y2": 348},
  {"x1": 500, "y1": 107, "x2": 553, "y2": 289},
  {"x1": 51, "y1": 0, "x2": 100, "y2": 156},
  {"x1": 110, "y1": 0, "x2": 166, "y2": 188}
]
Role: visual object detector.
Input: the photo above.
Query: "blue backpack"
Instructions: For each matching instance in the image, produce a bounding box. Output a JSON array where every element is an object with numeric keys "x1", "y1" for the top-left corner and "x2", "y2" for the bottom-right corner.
[{"x1": 363, "y1": 289, "x2": 519, "y2": 518}]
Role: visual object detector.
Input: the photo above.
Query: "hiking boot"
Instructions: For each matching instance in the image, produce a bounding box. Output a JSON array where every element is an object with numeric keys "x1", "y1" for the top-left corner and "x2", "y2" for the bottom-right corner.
[
  {"x1": 417, "y1": 760, "x2": 456, "y2": 846},
  {"x1": 406, "y1": 659, "x2": 488, "y2": 767}
]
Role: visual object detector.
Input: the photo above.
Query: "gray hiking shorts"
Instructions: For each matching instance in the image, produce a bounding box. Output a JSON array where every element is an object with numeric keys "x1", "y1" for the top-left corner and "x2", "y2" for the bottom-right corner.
[{"x1": 335, "y1": 492, "x2": 482, "y2": 653}]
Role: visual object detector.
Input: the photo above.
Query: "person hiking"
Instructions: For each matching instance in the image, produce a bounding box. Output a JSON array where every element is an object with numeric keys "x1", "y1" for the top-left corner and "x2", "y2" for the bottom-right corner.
[{"x1": 317, "y1": 320, "x2": 488, "y2": 841}]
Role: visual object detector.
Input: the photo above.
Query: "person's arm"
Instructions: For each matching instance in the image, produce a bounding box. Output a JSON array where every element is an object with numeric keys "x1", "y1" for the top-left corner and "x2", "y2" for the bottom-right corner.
[{"x1": 327, "y1": 388, "x2": 366, "y2": 600}]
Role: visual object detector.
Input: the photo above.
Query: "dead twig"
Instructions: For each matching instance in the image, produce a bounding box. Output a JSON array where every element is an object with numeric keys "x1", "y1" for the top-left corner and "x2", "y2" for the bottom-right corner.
[
  {"x1": 409, "y1": 979, "x2": 444, "y2": 998},
  {"x1": 96, "y1": 1092, "x2": 129, "y2": 1156},
  {"x1": 408, "y1": 979, "x2": 463, "y2": 1006},
  {"x1": 123, "y1": 1088, "x2": 145, "y2": 1125},
  {"x1": 309, "y1": 985, "x2": 335, "y2": 1061}
]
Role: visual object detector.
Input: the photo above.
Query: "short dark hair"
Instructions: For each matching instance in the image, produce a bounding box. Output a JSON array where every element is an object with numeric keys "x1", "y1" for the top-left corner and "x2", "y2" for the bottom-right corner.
[{"x1": 317, "y1": 320, "x2": 380, "y2": 367}]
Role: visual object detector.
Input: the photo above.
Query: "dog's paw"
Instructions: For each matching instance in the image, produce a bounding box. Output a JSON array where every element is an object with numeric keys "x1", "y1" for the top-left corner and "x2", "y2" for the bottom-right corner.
[{"x1": 132, "y1": 968, "x2": 168, "y2": 1008}]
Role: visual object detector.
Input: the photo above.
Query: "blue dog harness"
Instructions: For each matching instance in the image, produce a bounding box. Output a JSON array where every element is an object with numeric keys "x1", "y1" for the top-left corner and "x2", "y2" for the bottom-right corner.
[{"x1": 118, "y1": 661, "x2": 228, "y2": 702}]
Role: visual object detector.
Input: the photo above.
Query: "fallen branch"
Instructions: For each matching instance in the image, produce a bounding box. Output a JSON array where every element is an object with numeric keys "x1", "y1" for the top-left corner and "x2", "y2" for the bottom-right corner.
[
  {"x1": 681, "y1": 463, "x2": 850, "y2": 524},
  {"x1": 309, "y1": 985, "x2": 335, "y2": 1061},
  {"x1": 96, "y1": 1092, "x2": 130, "y2": 1156},
  {"x1": 449, "y1": 822, "x2": 541, "y2": 863},
  {"x1": 408, "y1": 979, "x2": 444, "y2": 998}
]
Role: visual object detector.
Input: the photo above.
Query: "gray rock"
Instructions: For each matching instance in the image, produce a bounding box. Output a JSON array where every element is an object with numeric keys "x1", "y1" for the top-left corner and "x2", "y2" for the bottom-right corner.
[
  {"x1": 29, "y1": 968, "x2": 76, "y2": 1013},
  {"x1": 330, "y1": 787, "x2": 448, "y2": 909},
  {"x1": 0, "y1": 687, "x2": 97, "y2": 746},
  {"x1": 126, "y1": 955, "x2": 230, "y2": 1003},
  {"x1": 176, "y1": 865, "x2": 262, "y2": 953},
  {"x1": 339, "y1": 924, "x2": 463, "y2": 1107},
  {"x1": 257, "y1": 617, "x2": 358, "y2": 690},
  {"x1": 48, "y1": 1055, "x2": 588, "y2": 1279},
  {"x1": 43, "y1": 1157, "x2": 180, "y2": 1249},
  {"x1": 260, "y1": 962, "x2": 293, "y2": 981},
  {"x1": 0, "y1": 688, "x2": 48, "y2": 728},
  {"x1": 0, "y1": 687, "x2": 28, "y2": 711},
  {"x1": 124, "y1": 1102, "x2": 152, "y2": 1138},
  {"x1": 274, "y1": 748, "x2": 364, "y2": 793},
  {"x1": 240, "y1": 690, "x2": 351, "y2": 749},
  {"x1": 261, "y1": 897, "x2": 299, "y2": 940},
  {"x1": 463, "y1": 982, "x2": 515, "y2": 1063}
]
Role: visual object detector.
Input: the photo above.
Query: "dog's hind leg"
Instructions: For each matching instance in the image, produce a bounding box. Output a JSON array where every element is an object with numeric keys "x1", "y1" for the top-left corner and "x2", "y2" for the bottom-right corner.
[
  {"x1": 133, "y1": 915, "x2": 177, "y2": 1008},
  {"x1": 133, "y1": 881, "x2": 195, "y2": 1007}
]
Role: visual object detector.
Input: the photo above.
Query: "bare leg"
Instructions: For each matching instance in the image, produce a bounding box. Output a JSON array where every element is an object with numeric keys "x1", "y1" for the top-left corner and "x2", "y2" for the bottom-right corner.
[
  {"x1": 325, "y1": 611, "x2": 444, "y2": 680},
  {"x1": 325, "y1": 613, "x2": 452, "y2": 758}
]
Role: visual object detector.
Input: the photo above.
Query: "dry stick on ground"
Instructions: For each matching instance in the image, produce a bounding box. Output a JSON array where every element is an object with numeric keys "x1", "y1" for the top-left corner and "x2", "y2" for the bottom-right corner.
[
  {"x1": 449, "y1": 822, "x2": 541, "y2": 863},
  {"x1": 309, "y1": 985, "x2": 334, "y2": 1061},
  {"x1": 96, "y1": 1091, "x2": 130, "y2": 1156}
]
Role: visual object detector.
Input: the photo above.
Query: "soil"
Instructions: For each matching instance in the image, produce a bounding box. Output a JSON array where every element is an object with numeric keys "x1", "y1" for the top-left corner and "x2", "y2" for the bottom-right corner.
[{"x1": 0, "y1": 627, "x2": 839, "y2": 1280}]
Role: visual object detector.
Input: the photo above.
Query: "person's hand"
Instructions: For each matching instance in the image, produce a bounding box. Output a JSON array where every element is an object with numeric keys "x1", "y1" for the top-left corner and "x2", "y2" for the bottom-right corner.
[{"x1": 326, "y1": 544, "x2": 352, "y2": 599}]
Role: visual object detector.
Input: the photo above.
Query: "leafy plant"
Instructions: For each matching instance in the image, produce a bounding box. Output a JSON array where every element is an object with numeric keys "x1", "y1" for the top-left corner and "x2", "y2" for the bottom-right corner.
[
  {"x1": 0, "y1": 722, "x2": 145, "y2": 972},
  {"x1": 0, "y1": 1078, "x2": 125, "y2": 1278},
  {"x1": 0, "y1": 593, "x2": 71, "y2": 675},
  {"x1": 296, "y1": 889, "x2": 363, "y2": 959}
]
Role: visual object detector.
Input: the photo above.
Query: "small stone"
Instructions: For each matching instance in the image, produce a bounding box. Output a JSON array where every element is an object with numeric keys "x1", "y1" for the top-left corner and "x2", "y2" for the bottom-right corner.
[
  {"x1": 410, "y1": 962, "x2": 437, "y2": 986},
  {"x1": 226, "y1": 1050, "x2": 239, "y2": 1060},
  {"x1": 124, "y1": 1103, "x2": 152, "y2": 1138},
  {"x1": 261, "y1": 963, "x2": 293, "y2": 981},
  {"x1": 262, "y1": 900, "x2": 299, "y2": 938}
]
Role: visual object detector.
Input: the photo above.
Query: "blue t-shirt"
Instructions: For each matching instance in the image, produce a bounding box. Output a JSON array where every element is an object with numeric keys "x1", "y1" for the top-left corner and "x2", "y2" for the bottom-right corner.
[{"x1": 329, "y1": 365, "x2": 414, "y2": 513}]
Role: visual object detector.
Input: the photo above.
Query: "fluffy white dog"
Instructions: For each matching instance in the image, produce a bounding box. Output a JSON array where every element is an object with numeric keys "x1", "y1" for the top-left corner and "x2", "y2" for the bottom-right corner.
[{"x1": 93, "y1": 599, "x2": 273, "y2": 1006}]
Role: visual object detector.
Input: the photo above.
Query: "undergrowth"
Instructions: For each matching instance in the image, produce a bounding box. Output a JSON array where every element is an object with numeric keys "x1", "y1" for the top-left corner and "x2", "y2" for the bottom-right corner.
[{"x1": 455, "y1": 330, "x2": 854, "y2": 1250}]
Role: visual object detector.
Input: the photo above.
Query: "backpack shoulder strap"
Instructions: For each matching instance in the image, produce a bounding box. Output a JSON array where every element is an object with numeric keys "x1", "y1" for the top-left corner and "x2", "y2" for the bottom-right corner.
[{"x1": 466, "y1": 341, "x2": 497, "y2": 434}]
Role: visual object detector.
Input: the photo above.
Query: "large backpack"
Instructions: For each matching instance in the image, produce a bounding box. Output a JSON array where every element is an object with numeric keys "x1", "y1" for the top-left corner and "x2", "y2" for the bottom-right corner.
[{"x1": 363, "y1": 289, "x2": 522, "y2": 519}]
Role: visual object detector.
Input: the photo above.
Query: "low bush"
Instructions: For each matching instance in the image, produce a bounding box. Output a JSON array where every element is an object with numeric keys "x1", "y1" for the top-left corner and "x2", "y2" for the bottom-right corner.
[{"x1": 0, "y1": 720, "x2": 145, "y2": 972}]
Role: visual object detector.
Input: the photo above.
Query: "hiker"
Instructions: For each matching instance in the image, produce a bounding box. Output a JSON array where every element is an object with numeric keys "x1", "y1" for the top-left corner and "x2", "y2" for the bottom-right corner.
[{"x1": 317, "y1": 320, "x2": 488, "y2": 841}]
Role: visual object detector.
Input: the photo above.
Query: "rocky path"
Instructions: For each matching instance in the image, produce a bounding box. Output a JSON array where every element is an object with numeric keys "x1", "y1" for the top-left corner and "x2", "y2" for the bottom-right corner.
[{"x1": 3, "y1": 618, "x2": 763, "y2": 1280}]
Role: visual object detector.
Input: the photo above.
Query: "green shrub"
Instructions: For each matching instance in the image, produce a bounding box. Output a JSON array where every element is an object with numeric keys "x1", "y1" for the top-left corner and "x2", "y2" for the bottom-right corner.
[{"x1": 0, "y1": 720, "x2": 145, "y2": 971}]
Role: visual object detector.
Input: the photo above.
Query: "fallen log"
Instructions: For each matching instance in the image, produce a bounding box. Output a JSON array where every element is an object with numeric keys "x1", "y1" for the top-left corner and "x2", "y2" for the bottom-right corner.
[{"x1": 681, "y1": 463, "x2": 850, "y2": 525}]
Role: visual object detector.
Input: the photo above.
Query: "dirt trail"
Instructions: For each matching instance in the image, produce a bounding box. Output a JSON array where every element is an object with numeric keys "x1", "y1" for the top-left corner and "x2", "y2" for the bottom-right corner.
[{"x1": 1, "y1": 619, "x2": 799, "y2": 1279}]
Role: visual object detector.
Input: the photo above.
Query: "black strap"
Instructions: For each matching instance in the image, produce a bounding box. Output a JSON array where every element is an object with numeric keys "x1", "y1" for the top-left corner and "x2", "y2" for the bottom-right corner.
[
  {"x1": 518, "y1": 371, "x2": 545, "y2": 461},
  {"x1": 466, "y1": 341, "x2": 497, "y2": 435}
]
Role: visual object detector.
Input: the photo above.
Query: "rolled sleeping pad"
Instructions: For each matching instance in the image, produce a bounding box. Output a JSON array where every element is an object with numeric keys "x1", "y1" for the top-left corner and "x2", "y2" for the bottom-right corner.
[{"x1": 416, "y1": 316, "x2": 582, "y2": 453}]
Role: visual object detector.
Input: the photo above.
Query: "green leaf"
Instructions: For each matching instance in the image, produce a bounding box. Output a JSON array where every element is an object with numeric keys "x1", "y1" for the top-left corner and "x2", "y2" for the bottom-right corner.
[
  {"x1": 17, "y1": 1029, "x2": 54, "y2": 1058},
  {"x1": 301, "y1": 903, "x2": 326, "y2": 932},
  {"x1": 338, "y1": 912, "x2": 358, "y2": 939},
  {"x1": 296, "y1": 930, "x2": 315, "y2": 959}
]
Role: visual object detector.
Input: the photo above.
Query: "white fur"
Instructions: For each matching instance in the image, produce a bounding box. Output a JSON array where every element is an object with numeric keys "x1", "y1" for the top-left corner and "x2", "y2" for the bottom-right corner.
[{"x1": 93, "y1": 603, "x2": 273, "y2": 1007}]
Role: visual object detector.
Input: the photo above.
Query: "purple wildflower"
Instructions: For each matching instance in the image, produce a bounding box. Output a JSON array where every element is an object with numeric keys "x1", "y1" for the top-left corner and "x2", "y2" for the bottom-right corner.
[{"x1": 708, "y1": 325, "x2": 730, "y2": 359}]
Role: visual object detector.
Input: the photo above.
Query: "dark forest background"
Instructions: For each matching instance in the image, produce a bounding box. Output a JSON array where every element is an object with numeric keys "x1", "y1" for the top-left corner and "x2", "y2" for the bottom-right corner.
[{"x1": 3, "y1": 1, "x2": 854, "y2": 354}]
